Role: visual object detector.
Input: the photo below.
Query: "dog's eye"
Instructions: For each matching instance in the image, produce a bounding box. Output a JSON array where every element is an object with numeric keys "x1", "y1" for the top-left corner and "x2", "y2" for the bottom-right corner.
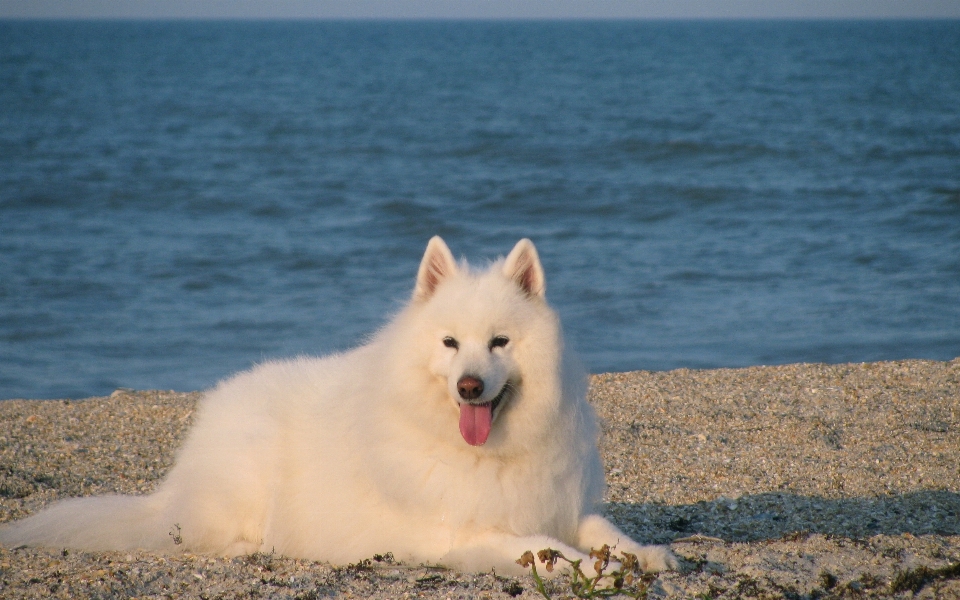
[
  {"x1": 489, "y1": 336, "x2": 509, "y2": 350},
  {"x1": 443, "y1": 337, "x2": 459, "y2": 350}
]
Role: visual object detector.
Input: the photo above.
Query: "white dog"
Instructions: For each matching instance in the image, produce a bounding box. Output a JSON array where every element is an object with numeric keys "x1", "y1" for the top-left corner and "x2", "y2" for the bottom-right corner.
[{"x1": 1, "y1": 237, "x2": 675, "y2": 574}]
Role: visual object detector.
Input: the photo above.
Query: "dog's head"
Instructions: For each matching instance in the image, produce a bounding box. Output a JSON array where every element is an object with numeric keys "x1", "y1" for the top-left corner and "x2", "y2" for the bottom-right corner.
[{"x1": 404, "y1": 236, "x2": 569, "y2": 449}]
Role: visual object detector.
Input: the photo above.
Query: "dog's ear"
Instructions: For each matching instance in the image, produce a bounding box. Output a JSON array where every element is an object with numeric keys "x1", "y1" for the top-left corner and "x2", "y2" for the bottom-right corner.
[
  {"x1": 503, "y1": 239, "x2": 545, "y2": 298},
  {"x1": 414, "y1": 236, "x2": 458, "y2": 301}
]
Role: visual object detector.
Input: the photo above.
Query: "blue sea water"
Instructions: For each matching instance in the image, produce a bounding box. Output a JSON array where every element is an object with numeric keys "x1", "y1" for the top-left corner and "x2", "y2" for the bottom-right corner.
[{"x1": 1, "y1": 20, "x2": 959, "y2": 399}]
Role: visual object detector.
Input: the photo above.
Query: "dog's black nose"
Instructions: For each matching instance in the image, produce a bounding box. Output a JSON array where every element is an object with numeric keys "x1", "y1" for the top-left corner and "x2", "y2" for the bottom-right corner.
[{"x1": 457, "y1": 376, "x2": 484, "y2": 400}]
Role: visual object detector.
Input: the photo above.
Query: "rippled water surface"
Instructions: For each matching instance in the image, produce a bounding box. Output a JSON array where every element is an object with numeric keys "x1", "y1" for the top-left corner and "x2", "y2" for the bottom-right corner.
[{"x1": 1, "y1": 21, "x2": 959, "y2": 398}]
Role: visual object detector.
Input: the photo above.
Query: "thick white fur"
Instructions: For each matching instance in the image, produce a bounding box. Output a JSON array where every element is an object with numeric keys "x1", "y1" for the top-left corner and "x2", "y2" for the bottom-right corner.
[{"x1": 0, "y1": 237, "x2": 676, "y2": 574}]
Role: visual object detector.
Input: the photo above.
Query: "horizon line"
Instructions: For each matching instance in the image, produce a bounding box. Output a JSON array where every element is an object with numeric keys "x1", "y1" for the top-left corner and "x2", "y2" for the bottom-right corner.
[
  {"x1": 3, "y1": 15, "x2": 960, "y2": 22},
  {"x1": 3, "y1": 0, "x2": 960, "y2": 22}
]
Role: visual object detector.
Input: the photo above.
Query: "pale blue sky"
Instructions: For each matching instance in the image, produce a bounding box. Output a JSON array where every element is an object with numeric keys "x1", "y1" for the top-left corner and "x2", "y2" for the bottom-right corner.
[{"x1": 2, "y1": 0, "x2": 960, "y2": 20}]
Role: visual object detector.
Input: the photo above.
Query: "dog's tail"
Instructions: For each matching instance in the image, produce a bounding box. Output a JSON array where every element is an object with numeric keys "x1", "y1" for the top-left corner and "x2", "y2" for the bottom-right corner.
[{"x1": 0, "y1": 493, "x2": 172, "y2": 552}]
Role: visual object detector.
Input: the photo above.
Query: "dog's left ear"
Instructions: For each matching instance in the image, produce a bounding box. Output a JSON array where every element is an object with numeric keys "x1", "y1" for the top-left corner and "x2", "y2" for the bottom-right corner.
[
  {"x1": 414, "y1": 236, "x2": 458, "y2": 301},
  {"x1": 503, "y1": 239, "x2": 545, "y2": 298}
]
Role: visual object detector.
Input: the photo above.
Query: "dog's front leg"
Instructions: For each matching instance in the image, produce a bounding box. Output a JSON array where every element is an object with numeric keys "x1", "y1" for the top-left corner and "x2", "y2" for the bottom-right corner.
[{"x1": 575, "y1": 514, "x2": 678, "y2": 572}]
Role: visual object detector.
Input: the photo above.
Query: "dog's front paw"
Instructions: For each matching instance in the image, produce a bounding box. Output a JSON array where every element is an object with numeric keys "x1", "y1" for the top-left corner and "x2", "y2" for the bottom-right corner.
[{"x1": 633, "y1": 544, "x2": 679, "y2": 572}]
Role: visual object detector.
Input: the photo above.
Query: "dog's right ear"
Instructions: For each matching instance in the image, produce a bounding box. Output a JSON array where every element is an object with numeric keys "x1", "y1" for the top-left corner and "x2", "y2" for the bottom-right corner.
[{"x1": 414, "y1": 236, "x2": 458, "y2": 301}]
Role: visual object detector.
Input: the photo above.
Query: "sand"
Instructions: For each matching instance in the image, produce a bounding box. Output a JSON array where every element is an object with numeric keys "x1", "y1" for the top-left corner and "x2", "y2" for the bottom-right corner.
[{"x1": 1, "y1": 358, "x2": 958, "y2": 598}]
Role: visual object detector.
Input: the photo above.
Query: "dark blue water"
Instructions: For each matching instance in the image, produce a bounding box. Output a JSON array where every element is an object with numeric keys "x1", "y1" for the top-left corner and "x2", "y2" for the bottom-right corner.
[{"x1": 2, "y1": 21, "x2": 959, "y2": 399}]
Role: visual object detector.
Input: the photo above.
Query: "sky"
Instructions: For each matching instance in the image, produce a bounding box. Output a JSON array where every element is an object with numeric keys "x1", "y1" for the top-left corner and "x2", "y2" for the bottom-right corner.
[{"x1": 2, "y1": 0, "x2": 960, "y2": 20}]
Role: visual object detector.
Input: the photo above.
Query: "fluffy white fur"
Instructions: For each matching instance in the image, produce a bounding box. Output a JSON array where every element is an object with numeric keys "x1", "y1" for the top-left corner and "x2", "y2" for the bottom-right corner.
[{"x1": 0, "y1": 237, "x2": 676, "y2": 574}]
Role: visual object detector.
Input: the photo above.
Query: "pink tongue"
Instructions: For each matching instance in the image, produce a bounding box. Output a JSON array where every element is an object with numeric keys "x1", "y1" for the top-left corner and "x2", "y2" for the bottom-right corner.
[{"x1": 459, "y1": 402, "x2": 492, "y2": 446}]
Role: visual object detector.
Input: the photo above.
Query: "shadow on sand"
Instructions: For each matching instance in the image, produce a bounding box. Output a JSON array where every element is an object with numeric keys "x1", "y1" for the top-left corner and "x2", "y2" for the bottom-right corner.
[{"x1": 606, "y1": 489, "x2": 960, "y2": 544}]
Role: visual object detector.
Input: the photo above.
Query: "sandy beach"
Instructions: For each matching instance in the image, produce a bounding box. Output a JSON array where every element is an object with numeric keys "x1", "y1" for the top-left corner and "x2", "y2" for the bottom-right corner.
[{"x1": 2, "y1": 358, "x2": 958, "y2": 598}]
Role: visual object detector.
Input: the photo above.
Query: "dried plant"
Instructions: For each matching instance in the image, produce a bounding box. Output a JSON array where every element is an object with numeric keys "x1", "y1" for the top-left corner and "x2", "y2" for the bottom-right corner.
[
  {"x1": 517, "y1": 545, "x2": 656, "y2": 599},
  {"x1": 168, "y1": 523, "x2": 183, "y2": 546}
]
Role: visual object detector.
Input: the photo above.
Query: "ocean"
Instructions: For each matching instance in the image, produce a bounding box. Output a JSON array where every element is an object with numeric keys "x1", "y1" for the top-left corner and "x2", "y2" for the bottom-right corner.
[{"x1": 1, "y1": 20, "x2": 959, "y2": 399}]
